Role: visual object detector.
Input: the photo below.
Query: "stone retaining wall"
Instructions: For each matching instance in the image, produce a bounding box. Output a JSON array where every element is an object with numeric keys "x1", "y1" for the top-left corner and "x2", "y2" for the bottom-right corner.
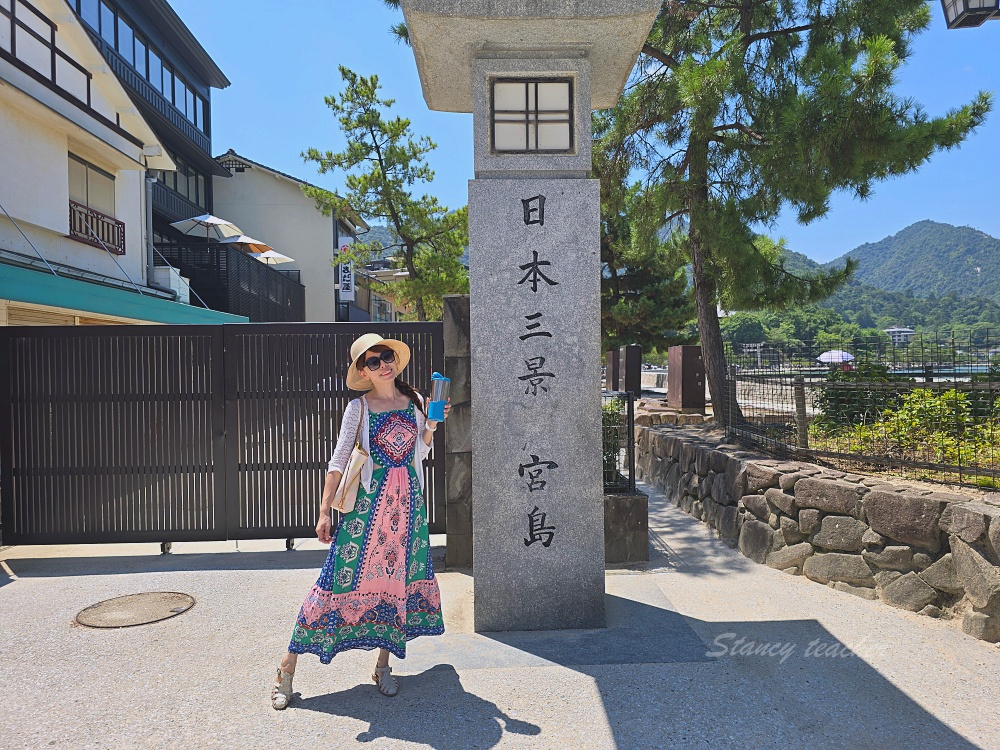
[{"x1": 636, "y1": 424, "x2": 1000, "y2": 643}]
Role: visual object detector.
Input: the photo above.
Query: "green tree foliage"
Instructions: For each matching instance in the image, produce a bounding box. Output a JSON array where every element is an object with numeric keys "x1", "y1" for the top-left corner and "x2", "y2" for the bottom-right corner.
[
  {"x1": 722, "y1": 287, "x2": 1000, "y2": 346},
  {"x1": 594, "y1": 138, "x2": 694, "y2": 352},
  {"x1": 601, "y1": 1, "x2": 992, "y2": 421},
  {"x1": 719, "y1": 312, "x2": 766, "y2": 345},
  {"x1": 302, "y1": 66, "x2": 469, "y2": 321},
  {"x1": 823, "y1": 283, "x2": 1000, "y2": 333}
]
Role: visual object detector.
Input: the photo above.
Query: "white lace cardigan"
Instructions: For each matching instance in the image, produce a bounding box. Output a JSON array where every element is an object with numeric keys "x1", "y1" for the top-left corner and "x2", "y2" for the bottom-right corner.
[{"x1": 327, "y1": 395, "x2": 433, "y2": 493}]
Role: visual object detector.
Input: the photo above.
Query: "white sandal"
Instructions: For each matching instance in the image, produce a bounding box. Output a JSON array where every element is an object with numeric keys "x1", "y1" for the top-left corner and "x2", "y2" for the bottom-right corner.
[
  {"x1": 372, "y1": 665, "x2": 398, "y2": 697},
  {"x1": 271, "y1": 668, "x2": 294, "y2": 710}
]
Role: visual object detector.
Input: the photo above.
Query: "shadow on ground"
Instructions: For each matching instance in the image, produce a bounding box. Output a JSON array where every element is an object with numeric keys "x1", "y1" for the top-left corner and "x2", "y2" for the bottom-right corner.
[
  {"x1": 296, "y1": 664, "x2": 540, "y2": 749},
  {"x1": 475, "y1": 589, "x2": 980, "y2": 748}
]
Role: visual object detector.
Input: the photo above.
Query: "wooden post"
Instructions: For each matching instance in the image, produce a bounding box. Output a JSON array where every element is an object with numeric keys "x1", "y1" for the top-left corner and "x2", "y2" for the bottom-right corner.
[{"x1": 794, "y1": 375, "x2": 809, "y2": 449}]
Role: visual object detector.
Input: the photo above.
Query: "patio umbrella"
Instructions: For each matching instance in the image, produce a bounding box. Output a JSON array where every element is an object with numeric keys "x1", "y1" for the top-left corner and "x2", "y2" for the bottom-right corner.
[
  {"x1": 254, "y1": 250, "x2": 294, "y2": 265},
  {"x1": 817, "y1": 350, "x2": 855, "y2": 364},
  {"x1": 169, "y1": 214, "x2": 242, "y2": 241},
  {"x1": 217, "y1": 234, "x2": 273, "y2": 253}
]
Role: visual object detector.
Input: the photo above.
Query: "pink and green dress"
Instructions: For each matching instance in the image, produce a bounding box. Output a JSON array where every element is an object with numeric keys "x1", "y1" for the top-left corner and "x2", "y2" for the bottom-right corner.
[{"x1": 289, "y1": 400, "x2": 444, "y2": 661}]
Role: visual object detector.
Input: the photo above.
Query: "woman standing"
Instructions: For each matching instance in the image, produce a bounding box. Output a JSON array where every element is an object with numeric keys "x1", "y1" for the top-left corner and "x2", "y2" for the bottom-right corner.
[{"x1": 271, "y1": 333, "x2": 448, "y2": 709}]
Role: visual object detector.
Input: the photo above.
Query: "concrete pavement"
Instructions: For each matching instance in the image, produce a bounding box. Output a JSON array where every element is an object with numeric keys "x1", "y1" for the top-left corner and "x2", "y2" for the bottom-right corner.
[{"x1": 2, "y1": 483, "x2": 998, "y2": 749}]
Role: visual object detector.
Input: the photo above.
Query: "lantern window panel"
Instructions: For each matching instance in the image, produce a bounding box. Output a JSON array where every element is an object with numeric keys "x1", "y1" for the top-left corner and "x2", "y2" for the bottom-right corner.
[{"x1": 491, "y1": 78, "x2": 573, "y2": 154}]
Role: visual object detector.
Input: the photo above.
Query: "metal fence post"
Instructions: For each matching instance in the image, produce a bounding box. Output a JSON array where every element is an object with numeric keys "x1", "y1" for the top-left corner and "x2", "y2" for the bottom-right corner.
[
  {"x1": 0, "y1": 329, "x2": 11, "y2": 547},
  {"x1": 626, "y1": 391, "x2": 635, "y2": 493},
  {"x1": 725, "y1": 365, "x2": 738, "y2": 431},
  {"x1": 793, "y1": 375, "x2": 809, "y2": 450}
]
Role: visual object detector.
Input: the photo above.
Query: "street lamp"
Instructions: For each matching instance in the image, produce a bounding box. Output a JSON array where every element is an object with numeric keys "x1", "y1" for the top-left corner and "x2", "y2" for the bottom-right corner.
[{"x1": 941, "y1": 0, "x2": 1000, "y2": 29}]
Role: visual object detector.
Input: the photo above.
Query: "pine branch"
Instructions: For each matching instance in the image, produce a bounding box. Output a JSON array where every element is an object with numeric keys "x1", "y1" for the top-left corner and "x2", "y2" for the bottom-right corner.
[
  {"x1": 641, "y1": 43, "x2": 680, "y2": 70},
  {"x1": 713, "y1": 123, "x2": 767, "y2": 142},
  {"x1": 744, "y1": 23, "x2": 813, "y2": 46}
]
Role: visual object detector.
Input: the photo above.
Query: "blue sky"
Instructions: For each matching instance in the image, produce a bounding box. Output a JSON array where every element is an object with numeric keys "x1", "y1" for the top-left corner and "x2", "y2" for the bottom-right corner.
[{"x1": 173, "y1": 1, "x2": 1000, "y2": 263}]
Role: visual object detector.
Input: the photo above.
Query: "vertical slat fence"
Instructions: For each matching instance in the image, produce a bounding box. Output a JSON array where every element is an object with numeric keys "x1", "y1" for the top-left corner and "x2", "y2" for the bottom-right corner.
[{"x1": 0, "y1": 322, "x2": 445, "y2": 545}]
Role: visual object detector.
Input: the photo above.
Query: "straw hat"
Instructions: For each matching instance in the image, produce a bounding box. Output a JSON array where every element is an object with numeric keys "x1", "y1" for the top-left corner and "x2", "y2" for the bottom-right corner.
[{"x1": 346, "y1": 333, "x2": 411, "y2": 391}]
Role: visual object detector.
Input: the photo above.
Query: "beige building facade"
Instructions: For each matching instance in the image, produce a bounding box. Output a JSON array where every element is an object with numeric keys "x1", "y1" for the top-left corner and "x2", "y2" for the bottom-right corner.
[{"x1": 214, "y1": 150, "x2": 373, "y2": 322}]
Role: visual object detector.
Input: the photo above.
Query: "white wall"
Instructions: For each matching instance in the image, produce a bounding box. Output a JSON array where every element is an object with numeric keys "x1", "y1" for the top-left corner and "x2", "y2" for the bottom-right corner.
[
  {"x1": 213, "y1": 168, "x2": 337, "y2": 321},
  {"x1": 0, "y1": 97, "x2": 148, "y2": 285}
]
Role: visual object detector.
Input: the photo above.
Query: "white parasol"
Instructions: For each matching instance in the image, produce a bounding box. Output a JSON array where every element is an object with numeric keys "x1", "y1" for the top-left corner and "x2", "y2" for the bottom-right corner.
[
  {"x1": 817, "y1": 350, "x2": 855, "y2": 364},
  {"x1": 169, "y1": 214, "x2": 242, "y2": 242},
  {"x1": 254, "y1": 250, "x2": 294, "y2": 265}
]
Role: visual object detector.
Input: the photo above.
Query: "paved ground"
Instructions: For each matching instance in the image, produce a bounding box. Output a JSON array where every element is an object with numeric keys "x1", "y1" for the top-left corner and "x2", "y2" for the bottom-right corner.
[{"x1": 2, "y1": 483, "x2": 999, "y2": 750}]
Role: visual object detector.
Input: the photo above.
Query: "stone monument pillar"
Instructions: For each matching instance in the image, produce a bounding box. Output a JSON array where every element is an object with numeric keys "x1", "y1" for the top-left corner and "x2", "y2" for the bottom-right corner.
[{"x1": 402, "y1": 0, "x2": 660, "y2": 631}]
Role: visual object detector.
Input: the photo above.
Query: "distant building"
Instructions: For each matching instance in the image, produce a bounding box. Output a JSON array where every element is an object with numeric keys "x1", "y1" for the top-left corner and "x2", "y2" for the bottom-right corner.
[
  {"x1": 0, "y1": 0, "x2": 242, "y2": 325},
  {"x1": 884, "y1": 326, "x2": 915, "y2": 345},
  {"x1": 215, "y1": 149, "x2": 408, "y2": 323}
]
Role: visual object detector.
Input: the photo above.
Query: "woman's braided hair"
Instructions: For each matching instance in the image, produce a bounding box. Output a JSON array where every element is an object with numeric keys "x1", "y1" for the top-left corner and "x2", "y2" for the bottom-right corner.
[
  {"x1": 355, "y1": 344, "x2": 427, "y2": 418},
  {"x1": 394, "y1": 378, "x2": 427, "y2": 418}
]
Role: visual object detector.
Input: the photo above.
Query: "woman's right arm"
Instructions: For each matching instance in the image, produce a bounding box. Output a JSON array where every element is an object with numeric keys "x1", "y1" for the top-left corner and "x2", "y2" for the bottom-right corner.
[
  {"x1": 317, "y1": 399, "x2": 362, "y2": 543},
  {"x1": 315, "y1": 470, "x2": 342, "y2": 544}
]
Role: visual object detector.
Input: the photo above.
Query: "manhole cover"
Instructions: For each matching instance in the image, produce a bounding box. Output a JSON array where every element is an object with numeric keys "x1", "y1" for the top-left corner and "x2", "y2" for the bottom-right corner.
[{"x1": 76, "y1": 592, "x2": 196, "y2": 628}]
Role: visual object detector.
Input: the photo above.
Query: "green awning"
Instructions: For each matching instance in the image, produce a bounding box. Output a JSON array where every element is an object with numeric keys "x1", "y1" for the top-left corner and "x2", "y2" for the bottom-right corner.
[{"x1": 0, "y1": 263, "x2": 248, "y2": 324}]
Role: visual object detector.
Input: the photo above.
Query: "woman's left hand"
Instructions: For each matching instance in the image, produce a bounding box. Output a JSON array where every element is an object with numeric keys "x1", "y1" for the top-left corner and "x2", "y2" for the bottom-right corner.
[{"x1": 443, "y1": 397, "x2": 451, "y2": 420}]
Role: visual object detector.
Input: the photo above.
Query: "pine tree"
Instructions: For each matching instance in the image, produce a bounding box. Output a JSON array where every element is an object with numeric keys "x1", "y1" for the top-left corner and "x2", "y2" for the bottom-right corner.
[
  {"x1": 602, "y1": 1, "x2": 991, "y2": 420},
  {"x1": 594, "y1": 131, "x2": 694, "y2": 352},
  {"x1": 302, "y1": 66, "x2": 468, "y2": 321}
]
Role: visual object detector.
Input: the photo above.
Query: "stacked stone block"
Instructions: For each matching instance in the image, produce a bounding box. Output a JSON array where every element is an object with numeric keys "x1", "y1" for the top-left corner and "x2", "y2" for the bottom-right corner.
[{"x1": 636, "y1": 425, "x2": 1000, "y2": 643}]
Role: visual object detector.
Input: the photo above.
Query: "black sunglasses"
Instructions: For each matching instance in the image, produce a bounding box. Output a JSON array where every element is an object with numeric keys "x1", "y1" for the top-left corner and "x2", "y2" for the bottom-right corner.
[{"x1": 362, "y1": 349, "x2": 396, "y2": 372}]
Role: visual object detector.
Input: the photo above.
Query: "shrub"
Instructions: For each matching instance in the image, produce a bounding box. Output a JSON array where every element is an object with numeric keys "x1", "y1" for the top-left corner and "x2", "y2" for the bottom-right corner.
[
  {"x1": 813, "y1": 361, "x2": 904, "y2": 430},
  {"x1": 602, "y1": 397, "x2": 626, "y2": 485}
]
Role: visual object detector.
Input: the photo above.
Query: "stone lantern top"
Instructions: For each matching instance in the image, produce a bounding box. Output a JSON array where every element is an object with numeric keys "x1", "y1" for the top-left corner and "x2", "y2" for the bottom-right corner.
[{"x1": 400, "y1": 0, "x2": 662, "y2": 112}]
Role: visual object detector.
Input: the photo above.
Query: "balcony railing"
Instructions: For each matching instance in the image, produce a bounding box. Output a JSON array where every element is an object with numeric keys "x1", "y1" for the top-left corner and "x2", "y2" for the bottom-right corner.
[
  {"x1": 155, "y1": 242, "x2": 305, "y2": 322},
  {"x1": 88, "y1": 34, "x2": 211, "y2": 154},
  {"x1": 69, "y1": 201, "x2": 126, "y2": 255},
  {"x1": 274, "y1": 269, "x2": 301, "y2": 284},
  {"x1": 151, "y1": 180, "x2": 205, "y2": 224}
]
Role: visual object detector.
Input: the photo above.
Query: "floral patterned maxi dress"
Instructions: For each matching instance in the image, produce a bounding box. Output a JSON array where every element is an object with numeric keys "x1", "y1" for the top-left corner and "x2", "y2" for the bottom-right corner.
[{"x1": 288, "y1": 401, "x2": 445, "y2": 662}]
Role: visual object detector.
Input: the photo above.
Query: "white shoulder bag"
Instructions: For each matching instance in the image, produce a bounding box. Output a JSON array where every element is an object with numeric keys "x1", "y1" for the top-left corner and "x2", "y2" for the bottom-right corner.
[{"x1": 332, "y1": 399, "x2": 368, "y2": 514}]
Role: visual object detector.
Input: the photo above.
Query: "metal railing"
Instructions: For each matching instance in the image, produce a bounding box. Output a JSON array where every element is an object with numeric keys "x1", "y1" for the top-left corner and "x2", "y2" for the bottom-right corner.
[
  {"x1": 68, "y1": 200, "x2": 125, "y2": 255},
  {"x1": 723, "y1": 332, "x2": 1000, "y2": 488},
  {"x1": 602, "y1": 391, "x2": 636, "y2": 493}
]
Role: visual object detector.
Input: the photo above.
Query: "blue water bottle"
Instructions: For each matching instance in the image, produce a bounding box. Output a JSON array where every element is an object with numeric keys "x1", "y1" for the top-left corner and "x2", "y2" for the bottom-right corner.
[{"x1": 428, "y1": 372, "x2": 450, "y2": 422}]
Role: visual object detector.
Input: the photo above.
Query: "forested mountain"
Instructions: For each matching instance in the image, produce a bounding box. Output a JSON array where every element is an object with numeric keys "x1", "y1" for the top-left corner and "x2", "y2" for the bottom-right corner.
[
  {"x1": 772, "y1": 222, "x2": 1000, "y2": 331},
  {"x1": 356, "y1": 225, "x2": 397, "y2": 257},
  {"x1": 824, "y1": 220, "x2": 1000, "y2": 302}
]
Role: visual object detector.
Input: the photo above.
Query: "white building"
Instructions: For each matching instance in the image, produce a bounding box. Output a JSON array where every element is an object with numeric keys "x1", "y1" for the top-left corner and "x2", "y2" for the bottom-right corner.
[
  {"x1": 884, "y1": 326, "x2": 916, "y2": 345},
  {"x1": 214, "y1": 149, "x2": 373, "y2": 322},
  {"x1": 0, "y1": 0, "x2": 241, "y2": 325}
]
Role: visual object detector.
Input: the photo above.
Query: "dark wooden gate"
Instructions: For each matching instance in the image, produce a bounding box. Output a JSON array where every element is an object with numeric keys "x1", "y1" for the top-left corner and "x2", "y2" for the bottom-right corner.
[{"x1": 0, "y1": 323, "x2": 444, "y2": 545}]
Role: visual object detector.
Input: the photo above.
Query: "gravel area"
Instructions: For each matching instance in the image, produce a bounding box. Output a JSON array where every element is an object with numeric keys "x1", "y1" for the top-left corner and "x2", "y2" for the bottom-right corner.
[{"x1": 2, "y1": 485, "x2": 998, "y2": 750}]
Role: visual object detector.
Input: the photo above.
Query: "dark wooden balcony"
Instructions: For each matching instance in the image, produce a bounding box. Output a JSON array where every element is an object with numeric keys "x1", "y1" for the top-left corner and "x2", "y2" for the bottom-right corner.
[
  {"x1": 68, "y1": 201, "x2": 126, "y2": 255},
  {"x1": 151, "y1": 180, "x2": 205, "y2": 224},
  {"x1": 155, "y1": 243, "x2": 305, "y2": 322},
  {"x1": 88, "y1": 34, "x2": 211, "y2": 154}
]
